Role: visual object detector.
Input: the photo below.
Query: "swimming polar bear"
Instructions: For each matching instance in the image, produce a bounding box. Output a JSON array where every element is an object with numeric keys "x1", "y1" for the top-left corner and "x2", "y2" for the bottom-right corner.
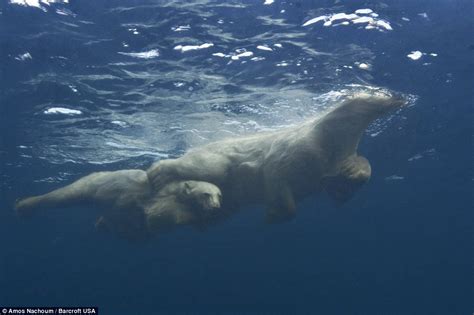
[
  {"x1": 16, "y1": 173, "x2": 223, "y2": 240},
  {"x1": 15, "y1": 89, "x2": 406, "y2": 236},
  {"x1": 146, "y1": 90, "x2": 406, "y2": 222}
]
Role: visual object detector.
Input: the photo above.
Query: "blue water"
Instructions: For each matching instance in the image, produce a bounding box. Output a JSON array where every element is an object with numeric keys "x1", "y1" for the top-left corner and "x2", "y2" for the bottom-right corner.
[{"x1": 1, "y1": 1, "x2": 472, "y2": 314}]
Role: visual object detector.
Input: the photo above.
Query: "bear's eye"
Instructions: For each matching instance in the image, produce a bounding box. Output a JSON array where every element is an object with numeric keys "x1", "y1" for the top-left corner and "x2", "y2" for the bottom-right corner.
[{"x1": 203, "y1": 192, "x2": 211, "y2": 198}]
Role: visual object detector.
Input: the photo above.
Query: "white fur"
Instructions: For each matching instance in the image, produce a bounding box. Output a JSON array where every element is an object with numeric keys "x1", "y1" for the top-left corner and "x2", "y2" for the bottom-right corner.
[
  {"x1": 16, "y1": 90, "x2": 406, "y2": 235},
  {"x1": 147, "y1": 91, "x2": 405, "y2": 221}
]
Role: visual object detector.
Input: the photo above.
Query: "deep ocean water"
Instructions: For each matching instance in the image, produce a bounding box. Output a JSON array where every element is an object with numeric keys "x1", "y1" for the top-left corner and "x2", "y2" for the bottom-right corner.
[{"x1": 0, "y1": 1, "x2": 472, "y2": 314}]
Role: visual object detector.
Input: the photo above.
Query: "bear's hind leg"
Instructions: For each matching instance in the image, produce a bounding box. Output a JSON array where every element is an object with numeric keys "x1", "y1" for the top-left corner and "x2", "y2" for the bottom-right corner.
[
  {"x1": 15, "y1": 172, "x2": 107, "y2": 217},
  {"x1": 264, "y1": 180, "x2": 297, "y2": 223}
]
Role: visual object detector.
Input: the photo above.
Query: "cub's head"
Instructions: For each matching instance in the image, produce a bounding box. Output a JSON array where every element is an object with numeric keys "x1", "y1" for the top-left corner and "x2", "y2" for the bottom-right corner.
[{"x1": 183, "y1": 181, "x2": 222, "y2": 210}]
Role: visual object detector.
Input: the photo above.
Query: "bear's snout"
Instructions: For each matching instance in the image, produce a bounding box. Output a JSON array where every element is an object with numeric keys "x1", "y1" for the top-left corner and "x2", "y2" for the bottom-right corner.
[
  {"x1": 208, "y1": 197, "x2": 221, "y2": 209},
  {"x1": 203, "y1": 194, "x2": 221, "y2": 210}
]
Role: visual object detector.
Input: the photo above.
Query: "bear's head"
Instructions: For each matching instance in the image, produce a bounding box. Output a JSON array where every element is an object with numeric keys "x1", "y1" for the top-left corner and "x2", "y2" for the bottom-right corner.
[{"x1": 183, "y1": 181, "x2": 222, "y2": 210}]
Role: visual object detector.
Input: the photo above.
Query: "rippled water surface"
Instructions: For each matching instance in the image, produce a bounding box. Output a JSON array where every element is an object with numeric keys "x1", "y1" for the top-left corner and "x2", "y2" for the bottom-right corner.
[{"x1": 0, "y1": 1, "x2": 472, "y2": 314}]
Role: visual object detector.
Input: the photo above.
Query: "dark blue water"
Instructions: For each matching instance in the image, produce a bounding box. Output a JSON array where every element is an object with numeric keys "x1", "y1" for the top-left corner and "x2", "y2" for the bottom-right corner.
[{"x1": 1, "y1": 1, "x2": 472, "y2": 314}]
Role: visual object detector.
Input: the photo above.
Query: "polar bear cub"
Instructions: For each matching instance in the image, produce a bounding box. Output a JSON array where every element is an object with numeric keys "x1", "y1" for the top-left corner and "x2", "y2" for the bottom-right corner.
[{"x1": 15, "y1": 169, "x2": 223, "y2": 239}]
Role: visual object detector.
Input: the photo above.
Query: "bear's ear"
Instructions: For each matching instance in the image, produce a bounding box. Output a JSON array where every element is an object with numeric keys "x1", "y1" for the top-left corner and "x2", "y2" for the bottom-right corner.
[{"x1": 184, "y1": 182, "x2": 191, "y2": 195}]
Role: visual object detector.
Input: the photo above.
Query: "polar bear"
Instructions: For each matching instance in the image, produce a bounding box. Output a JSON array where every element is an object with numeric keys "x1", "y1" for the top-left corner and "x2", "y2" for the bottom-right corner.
[
  {"x1": 16, "y1": 173, "x2": 223, "y2": 240},
  {"x1": 143, "y1": 180, "x2": 227, "y2": 233},
  {"x1": 16, "y1": 89, "x2": 406, "y2": 234},
  {"x1": 147, "y1": 90, "x2": 406, "y2": 222}
]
